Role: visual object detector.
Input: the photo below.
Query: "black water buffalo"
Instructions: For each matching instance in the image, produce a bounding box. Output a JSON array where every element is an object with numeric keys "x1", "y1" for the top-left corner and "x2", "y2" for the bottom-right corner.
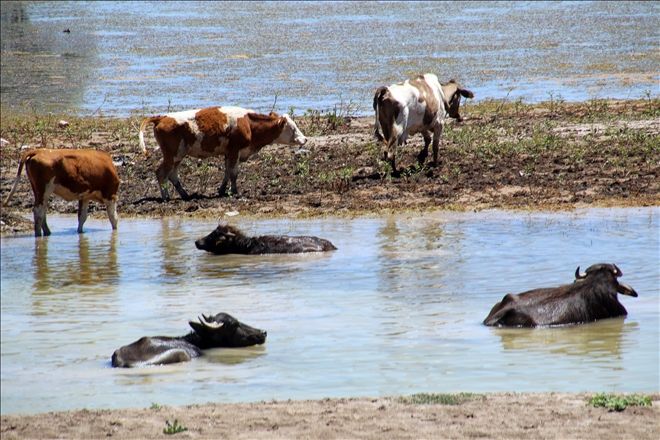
[
  {"x1": 483, "y1": 263, "x2": 638, "y2": 327},
  {"x1": 111, "y1": 312, "x2": 266, "y2": 368},
  {"x1": 195, "y1": 224, "x2": 337, "y2": 255}
]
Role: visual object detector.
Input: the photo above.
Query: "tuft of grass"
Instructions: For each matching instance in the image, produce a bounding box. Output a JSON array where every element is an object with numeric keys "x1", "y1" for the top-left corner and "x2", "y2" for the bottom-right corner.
[
  {"x1": 588, "y1": 393, "x2": 652, "y2": 412},
  {"x1": 150, "y1": 402, "x2": 162, "y2": 410},
  {"x1": 163, "y1": 419, "x2": 188, "y2": 435},
  {"x1": 399, "y1": 392, "x2": 480, "y2": 405}
]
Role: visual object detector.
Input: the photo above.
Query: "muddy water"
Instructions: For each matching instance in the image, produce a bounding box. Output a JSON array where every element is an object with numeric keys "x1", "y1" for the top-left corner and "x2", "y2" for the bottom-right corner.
[
  {"x1": 1, "y1": 2, "x2": 657, "y2": 116},
  {"x1": 1, "y1": 208, "x2": 658, "y2": 415}
]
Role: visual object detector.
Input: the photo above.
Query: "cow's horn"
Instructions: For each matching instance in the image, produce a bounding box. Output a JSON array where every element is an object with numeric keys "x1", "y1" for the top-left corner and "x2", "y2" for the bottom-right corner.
[
  {"x1": 199, "y1": 315, "x2": 224, "y2": 329},
  {"x1": 575, "y1": 266, "x2": 587, "y2": 279}
]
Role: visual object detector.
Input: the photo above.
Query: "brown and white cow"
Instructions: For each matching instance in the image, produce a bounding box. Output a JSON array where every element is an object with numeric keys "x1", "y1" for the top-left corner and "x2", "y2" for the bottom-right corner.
[
  {"x1": 138, "y1": 106, "x2": 307, "y2": 200},
  {"x1": 373, "y1": 74, "x2": 474, "y2": 173},
  {"x1": 3, "y1": 149, "x2": 120, "y2": 237}
]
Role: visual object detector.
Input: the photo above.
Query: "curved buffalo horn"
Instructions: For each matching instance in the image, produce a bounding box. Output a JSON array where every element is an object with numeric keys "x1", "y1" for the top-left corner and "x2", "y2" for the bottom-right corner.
[
  {"x1": 199, "y1": 315, "x2": 224, "y2": 329},
  {"x1": 575, "y1": 266, "x2": 587, "y2": 279}
]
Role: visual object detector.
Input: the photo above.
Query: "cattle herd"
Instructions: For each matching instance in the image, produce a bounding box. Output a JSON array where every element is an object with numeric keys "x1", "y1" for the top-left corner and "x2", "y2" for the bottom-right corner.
[{"x1": 2, "y1": 73, "x2": 640, "y2": 367}]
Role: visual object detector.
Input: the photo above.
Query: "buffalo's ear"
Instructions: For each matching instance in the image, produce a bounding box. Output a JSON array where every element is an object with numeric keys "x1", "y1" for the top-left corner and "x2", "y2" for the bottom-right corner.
[{"x1": 459, "y1": 88, "x2": 474, "y2": 99}]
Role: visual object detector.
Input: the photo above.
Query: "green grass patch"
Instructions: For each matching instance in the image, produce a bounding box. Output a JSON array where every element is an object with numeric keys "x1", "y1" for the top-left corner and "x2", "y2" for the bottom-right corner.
[
  {"x1": 399, "y1": 392, "x2": 480, "y2": 405},
  {"x1": 163, "y1": 419, "x2": 188, "y2": 435},
  {"x1": 588, "y1": 393, "x2": 652, "y2": 412}
]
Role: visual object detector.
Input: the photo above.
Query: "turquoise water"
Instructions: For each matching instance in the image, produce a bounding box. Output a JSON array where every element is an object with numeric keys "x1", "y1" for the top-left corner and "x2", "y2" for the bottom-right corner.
[
  {"x1": 1, "y1": 208, "x2": 658, "y2": 415},
  {"x1": 1, "y1": 1, "x2": 657, "y2": 115}
]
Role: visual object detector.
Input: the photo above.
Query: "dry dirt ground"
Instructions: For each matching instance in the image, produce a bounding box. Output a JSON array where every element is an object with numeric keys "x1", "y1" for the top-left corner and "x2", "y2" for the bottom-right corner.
[
  {"x1": 1, "y1": 393, "x2": 658, "y2": 440},
  {"x1": 1, "y1": 99, "x2": 658, "y2": 233}
]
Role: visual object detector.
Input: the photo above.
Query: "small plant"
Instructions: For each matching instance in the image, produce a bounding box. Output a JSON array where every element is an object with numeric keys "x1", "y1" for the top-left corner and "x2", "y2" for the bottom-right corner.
[
  {"x1": 399, "y1": 392, "x2": 480, "y2": 405},
  {"x1": 163, "y1": 419, "x2": 188, "y2": 435},
  {"x1": 150, "y1": 402, "x2": 162, "y2": 410},
  {"x1": 588, "y1": 393, "x2": 652, "y2": 412}
]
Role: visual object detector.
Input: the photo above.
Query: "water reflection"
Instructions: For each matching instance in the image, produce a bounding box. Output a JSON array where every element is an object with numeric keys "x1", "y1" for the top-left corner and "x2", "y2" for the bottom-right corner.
[
  {"x1": 32, "y1": 232, "x2": 119, "y2": 293},
  {"x1": 376, "y1": 217, "x2": 450, "y2": 296},
  {"x1": 159, "y1": 219, "x2": 190, "y2": 281},
  {"x1": 492, "y1": 318, "x2": 635, "y2": 359}
]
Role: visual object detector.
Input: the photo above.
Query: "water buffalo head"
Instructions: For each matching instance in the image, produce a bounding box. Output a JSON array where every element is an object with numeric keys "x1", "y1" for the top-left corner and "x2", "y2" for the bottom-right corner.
[
  {"x1": 574, "y1": 263, "x2": 638, "y2": 297},
  {"x1": 195, "y1": 223, "x2": 246, "y2": 254},
  {"x1": 189, "y1": 312, "x2": 267, "y2": 349}
]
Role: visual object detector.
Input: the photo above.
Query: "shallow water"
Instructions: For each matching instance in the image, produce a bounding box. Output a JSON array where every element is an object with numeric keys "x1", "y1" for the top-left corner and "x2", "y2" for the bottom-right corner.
[
  {"x1": 1, "y1": 1, "x2": 657, "y2": 116},
  {"x1": 1, "y1": 208, "x2": 658, "y2": 415}
]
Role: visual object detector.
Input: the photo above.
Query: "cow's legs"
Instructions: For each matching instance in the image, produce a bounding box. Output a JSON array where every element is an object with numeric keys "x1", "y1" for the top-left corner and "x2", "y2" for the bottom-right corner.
[
  {"x1": 168, "y1": 161, "x2": 190, "y2": 200},
  {"x1": 32, "y1": 186, "x2": 53, "y2": 237},
  {"x1": 77, "y1": 200, "x2": 89, "y2": 234},
  {"x1": 431, "y1": 122, "x2": 444, "y2": 166},
  {"x1": 106, "y1": 199, "x2": 118, "y2": 230},
  {"x1": 156, "y1": 159, "x2": 173, "y2": 201},
  {"x1": 218, "y1": 154, "x2": 240, "y2": 197},
  {"x1": 416, "y1": 131, "x2": 432, "y2": 166}
]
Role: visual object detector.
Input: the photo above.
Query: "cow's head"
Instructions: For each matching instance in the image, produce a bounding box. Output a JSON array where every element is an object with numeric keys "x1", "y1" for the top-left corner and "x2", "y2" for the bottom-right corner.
[
  {"x1": 574, "y1": 263, "x2": 638, "y2": 297},
  {"x1": 195, "y1": 223, "x2": 246, "y2": 254},
  {"x1": 274, "y1": 113, "x2": 307, "y2": 146},
  {"x1": 441, "y1": 79, "x2": 474, "y2": 122},
  {"x1": 189, "y1": 312, "x2": 267, "y2": 348}
]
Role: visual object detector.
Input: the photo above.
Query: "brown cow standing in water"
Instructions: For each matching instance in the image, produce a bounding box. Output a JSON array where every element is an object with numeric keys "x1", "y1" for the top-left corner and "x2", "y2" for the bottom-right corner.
[
  {"x1": 138, "y1": 106, "x2": 307, "y2": 200},
  {"x1": 3, "y1": 149, "x2": 119, "y2": 237},
  {"x1": 483, "y1": 263, "x2": 638, "y2": 327}
]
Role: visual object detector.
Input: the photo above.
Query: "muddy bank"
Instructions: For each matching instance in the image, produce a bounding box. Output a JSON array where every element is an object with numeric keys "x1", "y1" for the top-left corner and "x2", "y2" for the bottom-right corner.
[
  {"x1": 1, "y1": 99, "x2": 659, "y2": 234},
  {"x1": 1, "y1": 393, "x2": 658, "y2": 439}
]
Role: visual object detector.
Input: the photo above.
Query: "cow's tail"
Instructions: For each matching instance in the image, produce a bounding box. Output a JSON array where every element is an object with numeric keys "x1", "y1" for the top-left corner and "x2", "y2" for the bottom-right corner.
[
  {"x1": 138, "y1": 116, "x2": 163, "y2": 157},
  {"x1": 3, "y1": 149, "x2": 36, "y2": 206}
]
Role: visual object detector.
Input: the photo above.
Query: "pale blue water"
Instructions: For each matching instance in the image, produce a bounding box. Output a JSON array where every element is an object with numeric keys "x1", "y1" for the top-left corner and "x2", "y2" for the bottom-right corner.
[
  {"x1": 1, "y1": 208, "x2": 658, "y2": 415},
  {"x1": 1, "y1": 1, "x2": 658, "y2": 116}
]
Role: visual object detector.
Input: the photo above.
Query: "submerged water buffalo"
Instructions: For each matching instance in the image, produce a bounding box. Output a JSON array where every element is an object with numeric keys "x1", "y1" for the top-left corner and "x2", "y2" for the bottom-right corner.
[
  {"x1": 195, "y1": 224, "x2": 337, "y2": 255},
  {"x1": 483, "y1": 263, "x2": 638, "y2": 327},
  {"x1": 111, "y1": 312, "x2": 266, "y2": 368}
]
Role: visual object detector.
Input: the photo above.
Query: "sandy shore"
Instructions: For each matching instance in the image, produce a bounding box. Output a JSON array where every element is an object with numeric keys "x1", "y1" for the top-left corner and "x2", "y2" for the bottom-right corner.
[{"x1": 2, "y1": 393, "x2": 658, "y2": 439}]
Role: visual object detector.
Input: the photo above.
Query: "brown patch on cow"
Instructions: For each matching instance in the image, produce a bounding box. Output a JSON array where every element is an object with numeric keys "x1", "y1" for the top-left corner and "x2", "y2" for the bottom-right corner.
[
  {"x1": 195, "y1": 107, "x2": 229, "y2": 152},
  {"x1": 245, "y1": 113, "x2": 284, "y2": 149},
  {"x1": 410, "y1": 76, "x2": 439, "y2": 126},
  {"x1": 153, "y1": 116, "x2": 194, "y2": 155},
  {"x1": 374, "y1": 89, "x2": 401, "y2": 142}
]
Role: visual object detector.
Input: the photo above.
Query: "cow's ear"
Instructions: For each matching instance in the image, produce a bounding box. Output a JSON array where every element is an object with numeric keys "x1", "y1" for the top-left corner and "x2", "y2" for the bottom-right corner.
[
  {"x1": 278, "y1": 117, "x2": 287, "y2": 127},
  {"x1": 459, "y1": 88, "x2": 474, "y2": 99}
]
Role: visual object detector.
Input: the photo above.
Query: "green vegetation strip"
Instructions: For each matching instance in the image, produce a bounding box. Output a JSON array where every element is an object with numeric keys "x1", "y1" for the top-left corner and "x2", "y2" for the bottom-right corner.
[
  {"x1": 398, "y1": 392, "x2": 481, "y2": 405},
  {"x1": 588, "y1": 393, "x2": 652, "y2": 412}
]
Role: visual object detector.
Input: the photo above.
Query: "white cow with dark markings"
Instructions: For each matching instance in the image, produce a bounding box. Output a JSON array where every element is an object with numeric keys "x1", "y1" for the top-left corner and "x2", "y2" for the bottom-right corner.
[{"x1": 373, "y1": 74, "x2": 474, "y2": 173}]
